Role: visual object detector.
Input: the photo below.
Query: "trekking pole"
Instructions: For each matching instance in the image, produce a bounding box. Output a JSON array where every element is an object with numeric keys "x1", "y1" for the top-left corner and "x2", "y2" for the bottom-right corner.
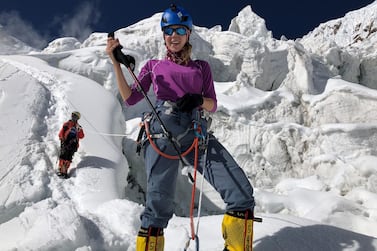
[
  {"x1": 195, "y1": 133, "x2": 209, "y2": 235},
  {"x1": 108, "y1": 32, "x2": 193, "y2": 175}
]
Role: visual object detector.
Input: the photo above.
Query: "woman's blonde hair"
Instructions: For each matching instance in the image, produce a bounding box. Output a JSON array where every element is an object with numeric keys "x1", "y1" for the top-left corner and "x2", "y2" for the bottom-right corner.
[{"x1": 181, "y1": 42, "x2": 192, "y2": 64}]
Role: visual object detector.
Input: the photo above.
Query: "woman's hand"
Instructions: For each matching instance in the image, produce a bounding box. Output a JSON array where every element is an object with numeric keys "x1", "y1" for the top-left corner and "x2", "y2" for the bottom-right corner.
[
  {"x1": 176, "y1": 93, "x2": 203, "y2": 113},
  {"x1": 106, "y1": 37, "x2": 121, "y2": 64}
]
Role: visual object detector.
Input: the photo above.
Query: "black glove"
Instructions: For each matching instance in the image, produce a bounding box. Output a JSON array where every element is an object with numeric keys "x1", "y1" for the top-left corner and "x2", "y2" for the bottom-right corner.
[
  {"x1": 108, "y1": 32, "x2": 135, "y2": 71},
  {"x1": 176, "y1": 93, "x2": 203, "y2": 113},
  {"x1": 113, "y1": 47, "x2": 135, "y2": 71}
]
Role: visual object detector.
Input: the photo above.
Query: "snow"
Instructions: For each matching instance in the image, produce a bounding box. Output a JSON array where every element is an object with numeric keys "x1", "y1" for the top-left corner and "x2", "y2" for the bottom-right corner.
[{"x1": 1, "y1": 3, "x2": 377, "y2": 251}]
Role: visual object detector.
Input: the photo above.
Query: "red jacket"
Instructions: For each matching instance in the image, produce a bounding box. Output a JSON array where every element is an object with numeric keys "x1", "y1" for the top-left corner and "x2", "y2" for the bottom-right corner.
[{"x1": 59, "y1": 120, "x2": 84, "y2": 147}]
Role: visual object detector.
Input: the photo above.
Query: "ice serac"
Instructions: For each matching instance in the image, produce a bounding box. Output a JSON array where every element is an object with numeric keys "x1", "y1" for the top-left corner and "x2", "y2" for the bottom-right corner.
[
  {"x1": 300, "y1": 1, "x2": 377, "y2": 90},
  {"x1": 42, "y1": 37, "x2": 81, "y2": 53},
  {"x1": 228, "y1": 5, "x2": 272, "y2": 40}
]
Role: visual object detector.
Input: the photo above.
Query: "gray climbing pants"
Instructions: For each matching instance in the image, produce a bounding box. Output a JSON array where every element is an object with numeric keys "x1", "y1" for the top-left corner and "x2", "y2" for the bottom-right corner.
[{"x1": 140, "y1": 104, "x2": 255, "y2": 228}]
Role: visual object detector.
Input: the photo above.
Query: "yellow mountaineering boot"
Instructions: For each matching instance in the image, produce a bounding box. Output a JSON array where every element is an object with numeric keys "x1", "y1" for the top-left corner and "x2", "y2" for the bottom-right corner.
[
  {"x1": 136, "y1": 227, "x2": 164, "y2": 251},
  {"x1": 222, "y1": 209, "x2": 254, "y2": 251}
]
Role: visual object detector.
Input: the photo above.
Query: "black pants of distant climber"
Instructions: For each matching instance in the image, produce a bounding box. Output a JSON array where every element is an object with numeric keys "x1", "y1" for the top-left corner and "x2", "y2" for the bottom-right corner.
[{"x1": 58, "y1": 141, "x2": 77, "y2": 176}]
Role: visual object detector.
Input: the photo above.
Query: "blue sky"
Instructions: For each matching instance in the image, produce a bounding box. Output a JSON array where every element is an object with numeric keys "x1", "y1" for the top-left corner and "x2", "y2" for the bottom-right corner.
[{"x1": 0, "y1": 0, "x2": 374, "y2": 48}]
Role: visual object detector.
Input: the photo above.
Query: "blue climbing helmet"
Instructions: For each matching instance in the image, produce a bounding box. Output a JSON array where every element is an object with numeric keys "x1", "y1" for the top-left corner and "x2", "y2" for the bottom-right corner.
[{"x1": 160, "y1": 4, "x2": 193, "y2": 31}]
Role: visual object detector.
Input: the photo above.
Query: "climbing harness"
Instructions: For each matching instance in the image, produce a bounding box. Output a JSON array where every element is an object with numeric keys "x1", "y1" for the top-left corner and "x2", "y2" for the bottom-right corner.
[{"x1": 137, "y1": 109, "x2": 204, "y2": 160}]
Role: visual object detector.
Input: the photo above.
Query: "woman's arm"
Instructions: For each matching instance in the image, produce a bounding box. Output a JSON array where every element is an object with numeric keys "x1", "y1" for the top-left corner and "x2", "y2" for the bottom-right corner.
[{"x1": 200, "y1": 61, "x2": 217, "y2": 112}]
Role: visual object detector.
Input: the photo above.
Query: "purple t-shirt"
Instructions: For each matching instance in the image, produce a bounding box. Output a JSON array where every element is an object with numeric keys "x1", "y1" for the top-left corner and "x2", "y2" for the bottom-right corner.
[{"x1": 125, "y1": 59, "x2": 217, "y2": 112}]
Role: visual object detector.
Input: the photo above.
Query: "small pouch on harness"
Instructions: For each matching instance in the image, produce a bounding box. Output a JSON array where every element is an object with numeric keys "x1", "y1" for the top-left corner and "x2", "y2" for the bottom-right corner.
[
  {"x1": 136, "y1": 122, "x2": 146, "y2": 155},
  {"x1": 136, "y1": 112, "x2": 152, "y2": 155}
]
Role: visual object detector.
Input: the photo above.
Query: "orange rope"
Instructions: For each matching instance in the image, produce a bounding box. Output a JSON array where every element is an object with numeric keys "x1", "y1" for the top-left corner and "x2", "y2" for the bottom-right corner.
[{"x1": 144, "y1": 120, "x2": 198, "y2": 159}]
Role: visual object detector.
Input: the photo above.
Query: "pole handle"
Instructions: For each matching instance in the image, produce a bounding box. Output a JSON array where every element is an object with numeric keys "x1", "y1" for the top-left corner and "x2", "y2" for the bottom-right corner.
[{"x1": 107, "y1": 32, "x2": 135, "y2": 71}]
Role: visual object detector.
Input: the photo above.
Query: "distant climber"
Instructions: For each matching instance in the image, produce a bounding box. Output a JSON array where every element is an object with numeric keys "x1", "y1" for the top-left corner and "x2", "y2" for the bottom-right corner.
[{"x1": 57, "y1": 111, "x2": 84, "y2": 178}]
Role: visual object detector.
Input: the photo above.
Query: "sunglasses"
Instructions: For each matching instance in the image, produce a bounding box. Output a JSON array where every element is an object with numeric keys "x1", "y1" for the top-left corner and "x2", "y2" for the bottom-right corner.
[{"x1": 163, "y1": 27, "x2": 188, "y2": 36}]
